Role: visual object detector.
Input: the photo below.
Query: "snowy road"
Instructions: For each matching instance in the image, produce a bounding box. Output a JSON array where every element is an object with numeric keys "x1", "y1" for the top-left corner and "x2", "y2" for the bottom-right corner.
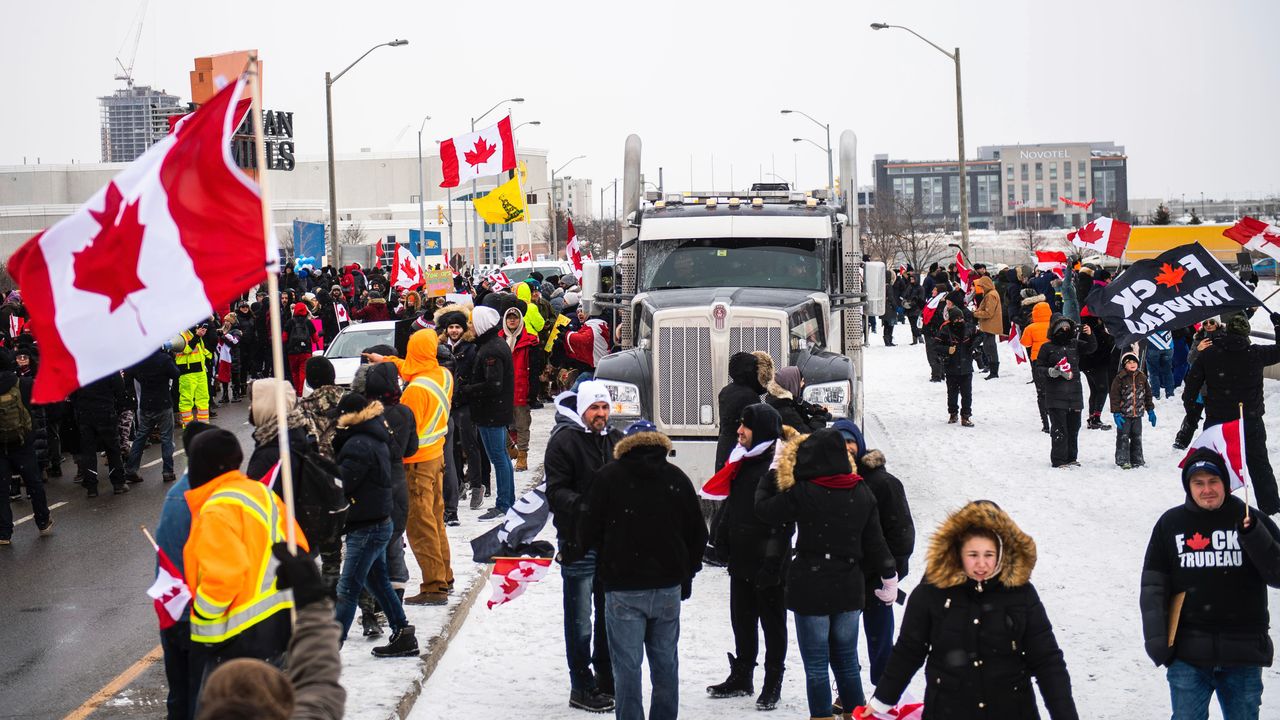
[{"x1": 402, "y1": 335, "x2": 1280, "y2": 719}]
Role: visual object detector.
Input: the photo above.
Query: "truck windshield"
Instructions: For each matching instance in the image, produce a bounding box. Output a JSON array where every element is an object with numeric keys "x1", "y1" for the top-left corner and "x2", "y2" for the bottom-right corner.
[{"x1": 639, "y1": 238, "x2": 825, "y2": 291}]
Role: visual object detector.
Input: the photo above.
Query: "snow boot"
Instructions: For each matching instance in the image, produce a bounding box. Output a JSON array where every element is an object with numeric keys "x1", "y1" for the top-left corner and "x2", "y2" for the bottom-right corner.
[
  {"x1": 756, "y1": 666, "x2": 783, "y2": 710},
  {"x1": 371, "y1": 625, "x2": 419, "y2": 658},
  {"x1": 948, "y1": 413, "x2": 958, "y2": 424},
  {"x1": 469, "y1": 487, "x2": 485, "y2": 510},
  {"x1": 568, "y1": 688, "x2": 615, "y2": 713},
  {"x1": 707, "y1": 653, "x2": 755, "y2": 698},
  {"x1": 961, "y1": 416, "x2": 974, "y2": 427},
  {"x1": 1086, "y1": 413, "x2": 1111, "y2": 430},
  {"x1": 361, "y1": 610, "x2": 383, "y2": 638},
  {"x1": 515, "y1": 450, "x2": 528, "y2": 472}
]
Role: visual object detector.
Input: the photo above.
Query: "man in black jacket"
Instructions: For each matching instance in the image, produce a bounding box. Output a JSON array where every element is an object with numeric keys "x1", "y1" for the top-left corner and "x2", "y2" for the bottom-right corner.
[
  {"x1": 706, "y1": 403, "x2": 790, "y2": 710},
  {"x1": 545, "y1": 380, "x2": 623, "y2": 713},
  {"x1": 72, "y1": 372, "x2": 129, "y2": 497},
  {"x1": 1182, "y1": 310, "x2": 1280, "y2": 515},
  {"x1": 460, "y1": 305, "x2": 515, "y2": 520},
  {"x1": 715, "y1": 352, "x2": 767, "y2": 470},
  {"x1": 437, "y1": 305, "x2": 489, "y2": 509},
  {"x1": 124, "y1": 349, "x2": 181, "y2": 483},
  {"x1": 1140, "y1": 449, "x2": 1280, "y2": 718},
  {"x1": 579, "y1": 420, "x2": 706, "y2": 720}
]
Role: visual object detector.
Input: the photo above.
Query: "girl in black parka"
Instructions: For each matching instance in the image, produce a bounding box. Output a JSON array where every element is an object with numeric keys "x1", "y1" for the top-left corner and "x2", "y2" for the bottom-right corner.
[
  {"x1": 1034, "y1": 314, "x2": 1096, "y2": 467},
  {"x1": 865, "y1": 501, "x2": 1078, "y2": 720}
]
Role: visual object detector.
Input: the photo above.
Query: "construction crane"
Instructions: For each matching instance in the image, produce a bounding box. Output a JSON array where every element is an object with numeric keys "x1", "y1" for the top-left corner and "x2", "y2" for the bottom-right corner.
[{"x1": 113, "y1": 0, "x2": 149, "y2": 88}]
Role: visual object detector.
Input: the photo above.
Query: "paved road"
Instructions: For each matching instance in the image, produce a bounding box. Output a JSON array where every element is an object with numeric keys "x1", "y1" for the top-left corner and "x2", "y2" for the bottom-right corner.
[{"x1": 0, "y1": 400, "x2": 255, "y2": 720}]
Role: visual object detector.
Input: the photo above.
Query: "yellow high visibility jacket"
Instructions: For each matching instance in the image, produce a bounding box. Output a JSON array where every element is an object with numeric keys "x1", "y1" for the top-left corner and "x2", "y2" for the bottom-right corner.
[{"x1": 175, "y1": 330, "x2": 211, "y2": 373}]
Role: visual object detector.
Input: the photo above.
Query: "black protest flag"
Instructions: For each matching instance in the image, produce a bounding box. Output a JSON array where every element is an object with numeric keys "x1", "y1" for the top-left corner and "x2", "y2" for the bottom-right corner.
[
  {"x1": 1085, "y1": 242, "x2": 1259, "y2": 347},
  {"x1": 470, "y1": 482, "x2": 552, "y2": 563}
]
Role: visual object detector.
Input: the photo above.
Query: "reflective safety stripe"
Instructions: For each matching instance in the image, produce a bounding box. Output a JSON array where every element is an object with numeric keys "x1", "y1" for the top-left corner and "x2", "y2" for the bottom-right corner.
[
  {"x1": 190, "y1": 590, "x2": 294, "y2": 644},
  {"x1": 193, "y1": 589, "x2": 230, "y2": 618},
  {"x1": 410, "y1": 374, "x2": 452, "y2": 446}
]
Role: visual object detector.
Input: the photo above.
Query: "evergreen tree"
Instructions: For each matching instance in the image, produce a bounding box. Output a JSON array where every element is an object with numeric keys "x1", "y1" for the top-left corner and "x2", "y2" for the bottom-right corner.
[
  {"x1": 1150, "y1": 203, "x2": 1172, "y2": 225},
  {"x1": 1189, "y1": 209, "x2": 1202, "y2": 225}
]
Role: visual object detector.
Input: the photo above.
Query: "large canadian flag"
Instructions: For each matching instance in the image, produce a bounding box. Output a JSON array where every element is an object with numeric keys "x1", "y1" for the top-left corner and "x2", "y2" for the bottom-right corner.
[
  {"x1": 438, "y1": 116, "x2": 517, "y2": 188},
  {"x1": 390, "y1": 244, "x2": 423, "y2": 290},
  {"x1": 565, "y1": 217, "x2": 584, "y2": 283},
  {"x1": 1068, "y1": 216, "x2": 1131, "y2": 258},
  {"x1": 10, "y1": 76, "x2": 271, "y2": 403},
  {"x1": 1223, "y1": 216, "x2": 1280, "y2": 262}
]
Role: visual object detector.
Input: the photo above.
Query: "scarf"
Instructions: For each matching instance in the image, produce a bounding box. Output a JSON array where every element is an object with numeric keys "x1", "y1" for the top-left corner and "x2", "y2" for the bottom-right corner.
[
  {"x1": 700, "y1": 440, "x2": 774, "y2": 499},
  {"x1": 807, "y1": 473, "x2": 862, "y2": 490}
]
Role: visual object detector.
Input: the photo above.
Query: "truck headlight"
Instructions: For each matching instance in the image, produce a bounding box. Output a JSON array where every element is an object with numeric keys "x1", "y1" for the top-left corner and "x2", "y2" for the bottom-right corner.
[
  {"x1": 600, "y1": 380, "x2": 642, "y2": 418},
  {"x1": 803, "y1": 380, "x2": 850, "y2": 418}
]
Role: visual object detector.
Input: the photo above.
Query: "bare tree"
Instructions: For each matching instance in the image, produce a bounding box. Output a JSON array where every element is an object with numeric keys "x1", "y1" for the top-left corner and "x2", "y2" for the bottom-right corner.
[
  {"x1": 534, "y1": 208, "x2": 573, "y2": 258},
  {"x1": 891, "y1": 198, "x2": 947, "y2": 270},
  {"x1": 276, "y1": 225, "x2": 294, "y2": 257},
  {"x1": 861, "y1": 206, "x2": 902, "y2": 265},
  {"x1": 573, "y1": 217, "x2": 619, "y2": 259},
  {"x1": 340, "y1": 220, "x2": 367, "y2": 247},
  {"x1": 1021, "y1": 224, "x2": 1046, "y2": 257}
]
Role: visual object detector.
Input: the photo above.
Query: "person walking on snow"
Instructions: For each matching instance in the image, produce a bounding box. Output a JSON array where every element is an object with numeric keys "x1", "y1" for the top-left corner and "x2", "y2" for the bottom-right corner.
[
  {"x1": 1109, "y1": 351, "x2": 1155, "y2": 469},
  {"x1": 1140, "y1": 449, "x2": 1280, "y2": 720},
  {"x1": 933, "y1": 307, "x2": 978, "y2": 427},
  {"x1": 1034, "y1": 313, "x2": 1096, "y2": 467},
  {"x1": 1020, "y1": 300, "x2": 1054, "y2": 434}
]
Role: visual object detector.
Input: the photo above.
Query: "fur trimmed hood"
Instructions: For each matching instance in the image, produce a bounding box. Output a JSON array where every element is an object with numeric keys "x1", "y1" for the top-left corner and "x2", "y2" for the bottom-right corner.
[
  {"x1": 923, "y1": 501, "x2": 1037, "y2": 589},
  {"x1": 1021, "y1": 293, "x2": 1047, "y2": 308},
  {"x1": 613, "y1": 430, "x2": 672, "y2": 459},
  {"x1": 770, "y1": 426, "x2": 812, "y2": 492},
  {"x1": 434, "y1": 303, "x2": 476, "y2": 341},
  {"x1": 859, "y1": 449, "x2": 886, "y2": 471},
  {"x1": 752, "y1": 351, "x2": 776, "y2": 393},
  {"x1": 337, "y1": 400, "x2": 385, "y2": 429}
]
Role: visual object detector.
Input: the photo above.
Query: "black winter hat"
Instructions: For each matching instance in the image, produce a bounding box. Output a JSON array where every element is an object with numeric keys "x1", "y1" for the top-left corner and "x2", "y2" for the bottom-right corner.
[
  {"x1": 437, "y1": 310, "x2": 468, "y2": 329},
  {"x1": 305, "y1": 356, "x2": 336, "y2": 389},
  {"x1": 188, "y1": 428, "x2": 243, "y2": 488},
  {"x1": 1181, "y1": 447, "x2": 1228, "y2": 495},
  {"x1": 793, "y1": 428, "x2": 853, "y2": 482},
  {"x1": 740, "y1": 403, "x2": 782, "y2": 446},
  {"x1": 338, "y1": 392, "x2": 370, "y2": 417},
  {"x1": 946, "y1": 290, "x2": 965, "y2": 307},
  {"x1": 946, "y1": 307, "x2": 965, "y2": 322},
  {"x1": 728, "y1": 352, "x2": 761, "y2": 390},
  {"x1": 364, "y1": 362, "x2": 402, "y2": 402},
  {"x1": 181, "y1": 420, "x2": 214, "y2": 454}
]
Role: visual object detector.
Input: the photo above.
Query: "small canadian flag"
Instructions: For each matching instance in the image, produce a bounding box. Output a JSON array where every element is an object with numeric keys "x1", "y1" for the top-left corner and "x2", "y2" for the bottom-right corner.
[
  {"x1": 1068, "y1": 216, "x2": 1131, "y2": 258},
  {"x1": 1180, "y1": 418, "x2": 1249, "y2": 492},
  {"x1": 515, "y1": 251, "x2": 532, "y2": 263},
  {"x1": 565, "y1": 217, "x2": 584, "y2": 283},
  {"x1": 487, "y1": 556, "x2": 553, "y2": 609},
  {"x1": 1007, "y1": 324, "x2": 1030, "y2": 365},
  {"x1": 439, "y1": 116, "x2": 517, "y2": 188},
  {"x1": 390, "y1": 244, "x2": 423, "y2": 291},
  {"x1": 1055, "y1": 356, "x2": 1073, "y2": 376},
  {"x1": 147, "y1": 546, "x2": 192, "y2": 630}
]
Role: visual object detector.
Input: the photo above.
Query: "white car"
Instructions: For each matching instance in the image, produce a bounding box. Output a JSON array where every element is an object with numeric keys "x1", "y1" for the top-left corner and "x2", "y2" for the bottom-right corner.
[
  {"x1": 318, "y1": 320, "x2": 398, "y2": 386},
  {"x1": 499, "y1": 260, "x2": 573, "y2": 285}
]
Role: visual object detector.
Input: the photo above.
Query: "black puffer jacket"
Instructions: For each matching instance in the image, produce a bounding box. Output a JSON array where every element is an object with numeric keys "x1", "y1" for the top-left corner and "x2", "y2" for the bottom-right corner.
[
  {"x1": 126, "y1": 350, "x2": 180, "y2": 413},
  {"x1": 716, "y1": 352, "x2": 767, "y2": 469},
  {"x1": 1077, "y1": 316, "x2": 1114, "y2": 373},
  {"x1": 1034, "y1": 315, "x2": 1097, "y2": 411},
  {"x1": 579, "y1": 430, "x2": 707, "y2": 592},
  {"x1": 354, "y1": 363, "x2": 418, "y2": 535},
  {"x1": 717, "y1": 406, "x2": 794, "y2": 585},
  {"x1": 461, "y1": 326, "x2": 514, "y2": 427},
  {"x1": 71, "y1": 373, "x2": 125, "y2": 421},
  {"x1": 858, "y1": 449, "x2": 915, "y2": 579},
  {"x1": 1140, "y1": 448, "x2": 1280, "y2": 669},
  {"x1": 333, "y1": 401, "x2": 393, "y2": 531},
  {"x1": 1182, "y1": 317, "x2": 1280, "y2": 422},
  {"x1": 873, "y1": 502, "x2": 1078, "y2": 720},
  {"x1": 545, "y1": 391, "x2": 622, "y2": 564},
  {"x1": 932, "y1": 317, "x2": 977, "y2": 376},
  {"x1": 754, "y1": 429, "x2": 895, "y2": 616}
]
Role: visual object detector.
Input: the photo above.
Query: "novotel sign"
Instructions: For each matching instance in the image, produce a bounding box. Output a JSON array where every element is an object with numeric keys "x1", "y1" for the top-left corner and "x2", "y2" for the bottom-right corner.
[{"x1": 1019, "y1": 149, "x2": 1071, "y2": 160}]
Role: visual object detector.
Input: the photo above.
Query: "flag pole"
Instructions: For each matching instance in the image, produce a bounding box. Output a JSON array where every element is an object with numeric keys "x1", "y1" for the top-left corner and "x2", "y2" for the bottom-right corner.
[
  {"x1": 1240, "y1": 401, "x2": 1251, "y2": 523},
  {"x1": 141, "y1": 525, "x2": 159, "y2": 552},
  {"x1": 248, "y1": 53, "x2": 298, "y2": 555}
]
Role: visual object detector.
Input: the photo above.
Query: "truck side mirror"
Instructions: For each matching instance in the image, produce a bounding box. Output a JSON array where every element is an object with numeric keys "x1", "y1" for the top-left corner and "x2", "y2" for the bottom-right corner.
[
  {"x1": 582, "y1": 259, "x2": 603, "y2": 302},
  {"x1": 864, "y1": 261, "x2": 887, "y2": 316}
]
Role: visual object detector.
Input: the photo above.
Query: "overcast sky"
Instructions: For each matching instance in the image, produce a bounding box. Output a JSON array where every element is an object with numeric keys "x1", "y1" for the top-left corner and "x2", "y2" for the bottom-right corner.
[{"x1": 4, "y1": 0, "x2": 1277, "y2": 209}]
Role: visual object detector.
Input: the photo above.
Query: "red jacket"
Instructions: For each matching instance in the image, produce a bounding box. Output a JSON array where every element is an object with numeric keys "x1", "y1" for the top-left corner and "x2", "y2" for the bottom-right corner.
[{"x1": 508, "y1": 328, "x2": 539, "y2": 408}]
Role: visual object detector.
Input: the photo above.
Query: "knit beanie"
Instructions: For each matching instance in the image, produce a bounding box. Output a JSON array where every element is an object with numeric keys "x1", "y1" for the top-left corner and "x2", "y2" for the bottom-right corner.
[
  {"x1": 472, "y1": 305, "x2": 500, "y2": 336},
  {"x1": 304, "y1": 356, "x2": 336, "y2": 389},
  {"x1": 292, "y1": 302, "x2": 308, "y2": 316},
  {"x1": 188, "y1": 428, "x2": 243, "y2": 488},
  {"x1": 576, "y1": 380, "x2": 611, "y2": 418},
  {"x1": 793, "y1": 428, "x2": 854, "y2": 482},
  {"x1": 740, "y1": 403, "x2": 782, "y2": 446},
  {"x1": 337, "y1": 392, "x2": 369, "y2": 418},
  {"x1": 1226, "y1": 311, "x2": 1252, "y2": 337},
  {"x1": 181, "y1": 420, "x2": 214, "y2": 455},
  {"x1": 831, "y1": 418, "x2": 867, "y2": 460}
]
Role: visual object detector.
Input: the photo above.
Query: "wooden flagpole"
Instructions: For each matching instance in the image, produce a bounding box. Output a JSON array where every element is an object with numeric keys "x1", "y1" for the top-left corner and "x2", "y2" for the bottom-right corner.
[
  {"x1": 141, "y1": 525, "x2": 160, "y2": 552},
  {"x1": 1240, "y1": 401, "x2": 1251, "y2": 523},
  {"x1": 248, "y1": 53, "x2": 298, "y2": 555}
]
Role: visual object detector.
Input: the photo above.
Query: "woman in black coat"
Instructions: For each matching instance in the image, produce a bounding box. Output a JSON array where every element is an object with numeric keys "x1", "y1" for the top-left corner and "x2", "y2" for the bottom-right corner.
[
  {"x1": 755, "y1": 429, "x2": 896, "y2": 719},
  {"x1": 866, "y1": 501, "x2": 1078, "y2": 720},
  {"x1": 764, "y1": 366, "x2": 830, "y2": 433},
  {"x1": 1034, "y1": 314, "x2": 1097, "y2": 467}
]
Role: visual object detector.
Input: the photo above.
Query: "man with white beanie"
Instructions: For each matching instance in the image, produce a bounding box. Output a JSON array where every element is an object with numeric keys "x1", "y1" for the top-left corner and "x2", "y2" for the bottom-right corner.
[
  {"x1": 545, "y1": 380, "x2": 624, "y2": 712},
  {"x1": 459, "y1": 304, "x2": 516, "y2": 520}
]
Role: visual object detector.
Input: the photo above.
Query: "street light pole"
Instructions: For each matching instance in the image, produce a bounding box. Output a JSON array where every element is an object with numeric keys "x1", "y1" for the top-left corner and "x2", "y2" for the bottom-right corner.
[
  {"x1": 549, "y1": 154, "x2": 585, "y2": 259},
  {"x1": 781, "y1": 109, "x2": 833, "y2": 195},
  {"x1": 870, "y1": 23, "x2": 968, "y2": 258},
  {"x1": 416, "y1": 114, "x2": 431, "y2": 272},
  {"x1": 325, "y1": 39, "x2": 408, "y2": 270}
]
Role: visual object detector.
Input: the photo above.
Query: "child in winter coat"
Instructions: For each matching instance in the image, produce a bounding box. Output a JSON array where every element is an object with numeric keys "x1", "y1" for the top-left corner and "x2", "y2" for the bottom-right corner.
[
  {"x1": 1035, "y1": 314, "x2": 1096, "y2": 467},
  {"x1": 933, "y1": 307, "x2": 977, "y2": 426},
  {"x1": 1109, "y1": 351, "x2": 1156, "y2": 469}
]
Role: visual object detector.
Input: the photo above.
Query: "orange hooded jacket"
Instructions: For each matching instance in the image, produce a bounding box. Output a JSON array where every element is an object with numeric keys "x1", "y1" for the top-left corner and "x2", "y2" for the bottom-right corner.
[
  {"x1": 1020, "y1": 301, "x2": 1054, "y2": 360},
  {"x1": 388, "y1": 329, "x2": 454, "y2": 462}
]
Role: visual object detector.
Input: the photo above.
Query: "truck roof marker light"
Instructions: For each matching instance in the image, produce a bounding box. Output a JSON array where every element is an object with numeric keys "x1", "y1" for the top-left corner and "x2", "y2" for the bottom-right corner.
[
  {"x1": 728, "y1": 197, "x2": 741, "y2": 207},
  {"x1": 666, "y1": 193, "x2": 684, "y2": 204},
  {"x1": 751, "y1": 197, "x2": 764, "y2": 208},
  {"x1": 805, "y1": 197, "x2": 819, "y2": 208},
  {"x1": 654, "y1": 200, "x2": 667, "y2": 209},
  {"x1": 788, "y1": 191, "x2": 805, "y2": 203},
  {"x1": 705, "y1": 197, "x2": 718, "y2": 209}
]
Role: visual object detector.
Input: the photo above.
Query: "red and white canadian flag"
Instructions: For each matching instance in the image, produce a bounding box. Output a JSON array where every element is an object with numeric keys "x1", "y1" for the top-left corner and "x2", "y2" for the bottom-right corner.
[
  {"x1": 1180, "y1": 419, "x2": 1249, "y2": 492},
  {"x1": 1006, "y1": 324, "x2": 1030, "y2": 365},
  {"x1": 1034, "y1": 250, "x2": 1068, "y2": 279},
  {"x1": 515, "y1": 251, "x2": 532, "y2": 263},
  {"x1": 1223, "y1": 216, "x2": 1280, "y2": 262},
  {"x1": 565, "y1": 217, "x2": 584, "y2": 283},
  {"x1": 954, "y1": 250, "x2": 972, "y2": 293},
  {"x1": 10, "y1": 76, "x2": 271, "y2": 404},
  {"x1": 334, "y1": 302, "x2": 350, "y2": 325},
  {"x1": 1055, "y1": 356, "x2": 1073, "y2": 376},
  {"x1": 920, "y1": 292, "x2": 946, "y2": 326},
  {"x1": 147, "y1": 546, "x2": 192, "y2": 630},
  {"x1": 438, "y1": 116, "x2": 517, "y2": 188},
  {"x1": 489, "y1": 270, "x2": 513, "y2": 291},
  {"x1": 1067, "y1": 216, "x2": 1131, "y2": 258},
  {"x1": 389, "y1": 244, "x2": 423, "y2": 291},
  {"x1": 486, "y1": 556, "x2": 553, "y2": 609}
]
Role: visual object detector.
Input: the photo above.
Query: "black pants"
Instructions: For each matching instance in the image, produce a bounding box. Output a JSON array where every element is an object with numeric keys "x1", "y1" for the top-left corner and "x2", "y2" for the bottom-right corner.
[
  {"x1": 454, "y1": 405, "x2": 490, "y2": 492},
  {"x1": 1115, "y1": 416, "x2": 1144, "y2": 466},
  {"x1": 1208, "y1": 416, "x2": 1279, "y2": 515},
  {"x1": 945, "y1": 374, "x2": 973, "y2": 417},
  {"x1": 1176, "y1": 402, "x2": 1204, "y2": 447},
  {"x1": 728, "y1": 575, "x2": 787, "y2": 671},
  {"x1": 882, "y1": 314, "x2": 896, "y2": 345},
  {"x1": 905, "y1": 313, "x2": 922, "y2": 342},
  {"x1": 980, "y1": 332, "x2": 999, "y2": 374},
  {"x1": 160, "y1": 621, "x2": 206, "y2": 720},
  {"x1": 923, "y1": 337, "x2": 943, "y2": 380},
  {"x1": 1048, "y1": 408, "x2": 1082, "y2": 466},
  {"x1": 0, "y1": 438, "x2": 48, "y2": 540},
  {"x1": 1034, "y1": 375, "x2": 1049, "y2": 429},
  {"x1": 1083, "y1": 367, "x2": 1111, "y2": 416},
  {"x1": 77, "y1": 414, "x2": 124, "y2": 489}
]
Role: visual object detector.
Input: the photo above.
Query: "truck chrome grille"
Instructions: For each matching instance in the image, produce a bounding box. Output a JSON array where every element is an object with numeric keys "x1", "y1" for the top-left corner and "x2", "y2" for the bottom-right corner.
[
  {"x1": 730, "y1": 326, "x2": 784, "y2": 370},
  {"x1": 656, "y1": 325, "x2": 714, "y2": 428}
]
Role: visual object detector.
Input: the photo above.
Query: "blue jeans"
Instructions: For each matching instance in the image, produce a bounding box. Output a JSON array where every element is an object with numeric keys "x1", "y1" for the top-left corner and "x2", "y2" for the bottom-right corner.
[
  {"x1": 1147, "y1": 348, "x2": 1175, "y2": 398},
  {"x1": 334, "y1": 519, "x2": 407, "y2": 640},
  {"x1": 1167, "y1": 660, "x2": 1262, "y2": 720},
  {"x1": 476, "y1": 424, "x2": 515, "y2": 512},
  {"x1": 561, "y1": 551, "x2": 611, "y2": 691},
  {"x1": 794, "y1": 611, "x2": 864, "y2": 718},
  {"x1": 127, "y1": 407, "x2": 175, "y2": 475},
  {"x1": 862, "y1": 596, "x2": 894, "y2": 685},
  {"x1": 606, "y1": 587, "x2": 682, "y2": 720}
]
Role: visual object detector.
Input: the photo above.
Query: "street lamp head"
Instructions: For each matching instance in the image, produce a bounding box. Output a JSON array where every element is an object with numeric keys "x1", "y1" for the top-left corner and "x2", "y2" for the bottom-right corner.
[
  {"x1": 780, "y1": 109, "x2": 793, "y2": 114},
  {"x1": 791, "y1": 138, "x2": 803, "y2": 143},
  {"x1": 511, "y1": 97, "x2": 526, "y2": 103},
  {"x1": 528, "y1": 120, "x2": 542, "y2": 125},
  {"x1": 389, "y1": 39, "x2": 409, "y2": 46},
  {"x1": 870, "y1": 23, "x2": 888, "y2": 30}
]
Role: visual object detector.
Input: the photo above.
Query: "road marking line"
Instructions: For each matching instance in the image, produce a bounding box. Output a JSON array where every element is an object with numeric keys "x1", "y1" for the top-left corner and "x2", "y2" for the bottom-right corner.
[
  {"x1": 14, "y1": 501, "x2": 68, "y2": 526},
  {"x1": 63, "y1": 643, "x2": 164, "y2": 720},
  {"x1": 142, "y1": 458, "x2": 161, "y2": 468}
]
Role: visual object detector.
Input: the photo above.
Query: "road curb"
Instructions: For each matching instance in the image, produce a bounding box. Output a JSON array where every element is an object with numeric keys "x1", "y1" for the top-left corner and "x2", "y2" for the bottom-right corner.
[{"x1": 391, "y1": 463, "x2": 545, "y2": 719}]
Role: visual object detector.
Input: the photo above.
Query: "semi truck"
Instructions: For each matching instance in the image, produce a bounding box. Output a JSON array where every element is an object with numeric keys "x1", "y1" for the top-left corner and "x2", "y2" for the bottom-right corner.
[{"x1": 582, "y1": 132, "x2": 883, "y2": 481}]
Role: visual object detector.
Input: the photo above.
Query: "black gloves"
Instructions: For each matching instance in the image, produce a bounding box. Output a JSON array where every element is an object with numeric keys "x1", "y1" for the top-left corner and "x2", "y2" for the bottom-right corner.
[
  {"x1": 273, "y1": 542, "x2": 327, "y2": 609},
  {"x1": 681, "y1": 577, "x2": 693, "y2": 601},
  {"x1": 1270, "y1": 311, "x2": 1280, "y2": 327}
]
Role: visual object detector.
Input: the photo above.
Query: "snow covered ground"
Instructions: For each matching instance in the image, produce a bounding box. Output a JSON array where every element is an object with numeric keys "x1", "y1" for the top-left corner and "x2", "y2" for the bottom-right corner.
[{"x1": 346, "y1": 312, "x2": 1280, "y2": 719}]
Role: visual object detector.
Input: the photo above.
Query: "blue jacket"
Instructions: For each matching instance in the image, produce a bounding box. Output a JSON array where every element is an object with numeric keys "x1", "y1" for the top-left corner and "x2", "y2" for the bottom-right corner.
[{"x1": 154, "y1": 474, "x2": 193, "y2": 621}]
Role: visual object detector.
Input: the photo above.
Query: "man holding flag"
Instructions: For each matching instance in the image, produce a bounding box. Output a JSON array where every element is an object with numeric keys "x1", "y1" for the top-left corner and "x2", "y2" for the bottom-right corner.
[{"x1": 1140, "y1": 448, "x2": 1280, "y2": 719}]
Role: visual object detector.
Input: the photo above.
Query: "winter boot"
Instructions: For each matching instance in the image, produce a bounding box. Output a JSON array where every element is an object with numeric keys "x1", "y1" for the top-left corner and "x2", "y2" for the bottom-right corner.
[
  {"x1": 707, "y1": 653, "x2": 755, "y2": 698},
  {"x1": 984, "y1": 367, "x2": 1000, "y2": 380},
  {"x1": 961, "y1": 416, "x2": 974, "y2": 427},
  {"x1": 515, "y1": 450, "x2": 528, "y2": 472},
  {"x1": 948, "y1": 413, "x2": 958, "y2": 424},
  {"x1": 1086, "y1": 413, "x2": 1111, "y2": 430},
  {"x1": 220, "y1": 388, "x2": 230, "y2": 404},
  {"x1": 469, "y1": 486, "x2": 485, "y2": 510},
  {"x1": 371, "y1": 625, "x2": 419, "y2": 657},
  {"x1": 568, "y1": 688, "x2": 615, "y2": 713},
  {"x1": 756, "y1": 666, "x2": 783, "y2": 711},
  {"x1": 361, "y1": 610, "x2": 383, "y2": 638},
  {"x1": 1173, "y1": 417, "x2": 1197, "y2": 449}
]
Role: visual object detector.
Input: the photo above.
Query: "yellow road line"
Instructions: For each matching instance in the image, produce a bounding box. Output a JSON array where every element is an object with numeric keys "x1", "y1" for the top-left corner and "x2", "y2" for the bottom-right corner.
[{"x1": 63, "y1": 643, "x2": 164, "y2": 720}]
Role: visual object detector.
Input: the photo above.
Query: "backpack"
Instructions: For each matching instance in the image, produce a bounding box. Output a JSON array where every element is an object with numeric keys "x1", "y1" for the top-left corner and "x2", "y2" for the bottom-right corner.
[
  {"x1": 0, "y1": 385, "x2": 32, "y2": 444},
  {"x1": 270, "y1": 442, "x2": 349, "y2": 547},
  {"x1": 285, "y1": 318, "x2": 312, "y2": 355}
]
